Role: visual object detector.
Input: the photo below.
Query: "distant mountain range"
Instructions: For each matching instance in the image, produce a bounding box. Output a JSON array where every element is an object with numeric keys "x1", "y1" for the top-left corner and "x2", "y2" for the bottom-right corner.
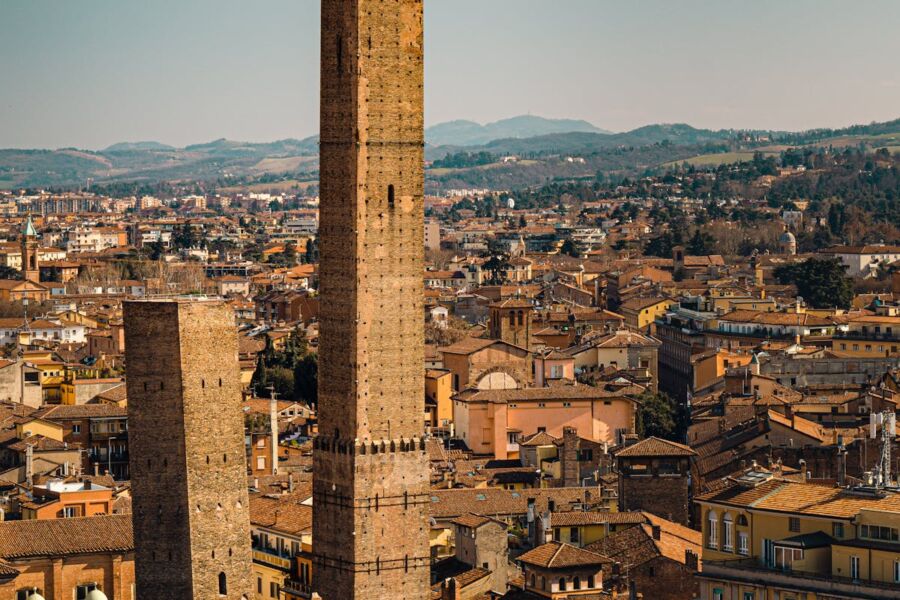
[
  {"x1": 1, "y1": 116, "x2": 897, "y2": 190},
  {"x1": 425, "y1": 115, "x2": 610, "y2": 147}
]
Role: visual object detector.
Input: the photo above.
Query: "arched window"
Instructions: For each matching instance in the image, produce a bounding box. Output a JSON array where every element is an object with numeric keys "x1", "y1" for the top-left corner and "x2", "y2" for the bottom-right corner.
[
  {"x1": 509, "y1": 310, "x2": 516, "y2": 326},
  {"x1": 588, "y1": 574, "x2": 596, "y2": 588},
  {"x1": 573, "y1": 576, "x2": 581, "y2": 590},
  {"x1": 218, "y1": 572, "x2": 227, "y2": 595},
  {"x1": 723, "y1": 513, "x2": 734, "y2": 551},
  {"x1": 388, "y1": 185, "x2": 395, "y2": 209},
  {"x1": 737, "y1": 514, "x2": 748, "y2": 527},
  {"x1": 707, "y1": 510, "x2": 719, "y2": 549},
  {"x1": 558, "y1": 577, "x2": 567, "y2": 591}
]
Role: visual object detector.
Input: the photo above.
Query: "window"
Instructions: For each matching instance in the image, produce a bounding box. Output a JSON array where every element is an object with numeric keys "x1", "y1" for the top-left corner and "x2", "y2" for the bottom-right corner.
[
  {"x1": 723, "y1": 514, "x2": 734, "y2": 551},
  {"x1": 76, "y1": 584, "x2": 100, "y2": 600},
  {"x1": 17, "y1": 590, "x2": 42, "y2": 600},
  {"x1": 257, "y1": 578, "x2": 262, "y2": 594},
  {"x1": 63, "y1": 506, "x2": 79, "y2": 518},
  {"x1": 743, "y1": 593, "x2": 755, "y2": 600},
  {"x1": 850, "y1": 555, "x2": 860, "y2": 580},
  {"x1": 712, "y1": 589, "x2": 724, "y2": 600},
  {"x1": 738, "y1": 532, "x2": 749, "y2": 556},
  {"x1": 558, "y1": 577, "x2": 566, "y2": 591},
  {"x1": 788, "y1": 517, "x2": 800, "y2": 533},
  {"x1": 256, "y1": 456, "x2": 266, "y2": 471},
  {"x1": 832, "y1": 522, "x2": 844, "y2": 538},
  {"x1": 775, "y1": 546, "x2": 803, "y2": 569},
  {"x1": 569, "y1": 528, "x2": 579, "y2": 544},
  {"x1": 587, "y1": 575, "x2": 595, "y2": 588},
  {"x1": 707, "y1": 511, "x2": 718, "y2": 549},
  {"x1": 859, "y1": 524, "x2": 899, "y2": 542},
  {"x1": 218, "y1": 572, "x2": 227, "y2": 595},
  {"x1": 269, "y1": 582, "x2": 280, "y2": 598},
  {"x1": 894, "y1": 560, "x2": 900, "y2": 584},
  {"x1": 387, "y1": 184, "x2": 395, "y2": 209},
  {"x1": 72, "y1": 424, "x2": 81, "y2": 434},
  {"x1": 573, "y1": 576, "x2": 581, "y2": 590}
]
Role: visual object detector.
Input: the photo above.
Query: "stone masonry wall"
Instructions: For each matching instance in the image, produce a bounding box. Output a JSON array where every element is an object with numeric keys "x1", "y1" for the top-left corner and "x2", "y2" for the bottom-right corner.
[
  {"x1": 124, "y1": 300, "x2": 253, "y2": 599},
  {"x1": 314, "y1": 0, "x2": 430, "y2": 599}
]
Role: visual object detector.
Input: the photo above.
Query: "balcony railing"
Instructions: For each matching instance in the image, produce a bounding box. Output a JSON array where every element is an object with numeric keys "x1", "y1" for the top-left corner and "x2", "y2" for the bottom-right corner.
[
  {"x1": 700, "y1": 559, "x2": 900, "y2": 599},
  {"x1": 282, "y1": 579, "x2": 314, "y2": 598},
  {"x1": 252, "y1": 548, "x2": 292, "y2": 571},
  {"x1": 834, "y1": 330, "x2": 899, "y2": 341}
]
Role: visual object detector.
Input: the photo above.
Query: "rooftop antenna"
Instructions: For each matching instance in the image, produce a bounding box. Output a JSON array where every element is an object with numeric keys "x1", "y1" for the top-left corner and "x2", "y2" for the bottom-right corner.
[{"x1": 870, "y1": 411, "x2": 896, "y2": 488}]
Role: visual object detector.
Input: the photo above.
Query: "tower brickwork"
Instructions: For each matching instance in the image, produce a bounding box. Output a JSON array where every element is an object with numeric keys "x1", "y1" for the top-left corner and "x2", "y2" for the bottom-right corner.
[
  {"x1": 21, "y1": 215, "x2": 39, "y2": 283},
  {"x1": 313, "y1": 0, "x2": 430, "y2": 598},
  {"x1": 124, "y1": 300, "x2": 253, "y2": 599}
]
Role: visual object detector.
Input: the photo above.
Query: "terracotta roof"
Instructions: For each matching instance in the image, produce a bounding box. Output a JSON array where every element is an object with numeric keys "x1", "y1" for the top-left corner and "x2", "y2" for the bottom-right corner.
[
  {"x1": 0, "y1": 558, "x2": 19, "y2": 578},
  {"x1": 428, "y1": 488, "x2": 593, "y2": 521},
  {"x1": 550, "y1": 511, "x2": 647, "y2": 527},
  {"x1": 456, "y1": 381, "x2": 639, "y2": 404},
  {"x1": 35, "y1": 404, "x2": 127, "y2": 420},
  {"x1": 0, "y1": 514, "x2": 133, "y2": 559},
  {"x1": 615, "y1": 437, "x2": 697, "y2": 458},
  {"x1": 439, "y1": 337, "x2": 516, "y2": 355},
  {"x1": 585, "y1": 513, "x2": 701, "y2": 568},
  {"x1": 519, "y1": 431, "x2": 559, "y2": 447},
  {"x1": 518, "y1": 541, "x2": 611, "y2": 569},
  {"x1": 249, "y1": 492, "x2": 313, "y2": 536},
  {"x1": 451, "y1": 513, "x2": 504, "y2": 530}
]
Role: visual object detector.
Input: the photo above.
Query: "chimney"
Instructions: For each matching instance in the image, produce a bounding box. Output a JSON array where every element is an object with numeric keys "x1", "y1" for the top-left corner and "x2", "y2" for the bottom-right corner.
[
  {"x1": 94, "y1": 462, "x2": 100, "y2": 477},
  {"x1": 253, "y1": 477, "x2": 259, "y2": 490},
  {"x1": 651, "y1": 524, "x2": 661, "y2": 541},
  {"x1": 83, "y1": 478, "x2": 92, "y2": 490},
  {"x1": 685, "y1": 549, "x2": 699, "y2": 571}
]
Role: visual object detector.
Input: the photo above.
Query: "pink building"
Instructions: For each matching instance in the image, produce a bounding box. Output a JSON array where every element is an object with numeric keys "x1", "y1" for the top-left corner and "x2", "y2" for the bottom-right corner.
[{"x1": 453, "y1": 381, "x2": 639, "y2": 459}]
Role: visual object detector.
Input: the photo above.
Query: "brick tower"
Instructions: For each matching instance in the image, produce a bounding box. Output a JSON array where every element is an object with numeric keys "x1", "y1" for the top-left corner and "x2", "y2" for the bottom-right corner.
[
  {"x1": 313, "y1": 0, "x2": 430, "y2": 598},
  {"x1": 124, "y1": 299, "x2": 253, "y2": 599},
  {"x1": 21, "y1": 215, "x2": 39, "y2": 283}
]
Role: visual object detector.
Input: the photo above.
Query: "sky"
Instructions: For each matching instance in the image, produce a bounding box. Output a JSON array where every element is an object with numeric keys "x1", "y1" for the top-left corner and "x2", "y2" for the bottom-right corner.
[{"x1": 1, "y1": 0, "x2": 899, "y2": 150}]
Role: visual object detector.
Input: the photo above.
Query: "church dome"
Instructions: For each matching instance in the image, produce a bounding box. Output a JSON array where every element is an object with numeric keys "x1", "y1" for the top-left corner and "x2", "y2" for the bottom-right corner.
[
  {"x1": 85, "y1": 590, "x2": 108, "y2": 600},
  {"x1": 779, "y1": 231, "x2": 796, "y2": 244},
  {"x1": 27, "y1": 593, "x2": 46, "y2": 600}
]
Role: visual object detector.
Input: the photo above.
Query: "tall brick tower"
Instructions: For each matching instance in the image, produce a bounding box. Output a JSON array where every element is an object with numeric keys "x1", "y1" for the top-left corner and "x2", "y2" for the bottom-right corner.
[
  {"x1": 313, "y1": 0, "x2": 430, "y2": 598},
  {"x1": 124, "y1": 299, "x2": 253, "y2": 599}
]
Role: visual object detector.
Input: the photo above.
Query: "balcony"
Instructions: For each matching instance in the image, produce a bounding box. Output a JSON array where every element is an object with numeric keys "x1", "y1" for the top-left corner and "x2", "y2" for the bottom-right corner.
[
  {"x1": 834, "y1": 330, "x2": 899, "y2": 341},
  {"x1": 282, "y1": 579, "x2": 314, "y2": 599},
  {"x1": 252, "y1": 548, "x2": 292, "y2": 571},
  {"x1": 700, "y1": 559, "x2": 900, "y2": 599}
]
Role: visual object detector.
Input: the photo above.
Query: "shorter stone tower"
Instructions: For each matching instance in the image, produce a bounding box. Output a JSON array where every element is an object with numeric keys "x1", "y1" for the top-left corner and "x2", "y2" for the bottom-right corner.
[
  {"x1": 488, "y1": 298, "x2": 533, "y2": 350},
  {"x1": 124, "y1": 299, "x2": 252, "y2": 599},
  {"x1": 21, "y1": 215, "x2": 39, "y2": 283},
  {"x1": 616, "y1": 437, "x2": 697, "y2": 526}
]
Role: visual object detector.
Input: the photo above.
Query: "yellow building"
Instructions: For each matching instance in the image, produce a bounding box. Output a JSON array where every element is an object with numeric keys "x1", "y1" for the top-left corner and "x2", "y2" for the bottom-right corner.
[
  {"x1": 832, "y1": 314, "x2": 900, "y2": 358},
  {"x1": 250, "y1": 494, "x2": 313, "y2": 599},
  {"x1": 618, "y1": 297, "x2": 675, "y2": 330},
  {"x1": 696, "y1": 468, "x2": 900, "y2": 600},
  {"x1": 425, "y1": 368, "x2": 453, "y2": 431}
]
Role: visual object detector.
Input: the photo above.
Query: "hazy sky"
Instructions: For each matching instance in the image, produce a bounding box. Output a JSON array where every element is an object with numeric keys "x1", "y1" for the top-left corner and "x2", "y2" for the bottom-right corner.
[{"x1": 2, "y1": 0, "x2": 899, "y2": 149}]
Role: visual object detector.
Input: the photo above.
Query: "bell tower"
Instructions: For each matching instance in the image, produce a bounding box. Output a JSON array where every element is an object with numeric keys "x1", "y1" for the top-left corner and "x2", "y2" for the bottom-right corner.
[{"x1": 21, "y1": 215, "x2": 39, "y2": 283}]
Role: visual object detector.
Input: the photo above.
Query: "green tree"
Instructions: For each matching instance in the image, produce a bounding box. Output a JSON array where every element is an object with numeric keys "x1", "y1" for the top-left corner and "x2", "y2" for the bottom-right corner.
[
  {"x1": 0, "y1": 266, "x2": 23, "y2": 280},
  {"x1": 560, "y1": 239, "x2": 579, "y2": 257},
  {"x1": 293, "y1": 354, "x2": 318, "y2": 407},
  {"x1": 687, "y1": 228, "x2": 716, "y2": 256},
  {"x1": 636, "y1": 391, "x2": 686, "y2": 441},
  {"x1": 774, "y1": 257, "x2": 853, "y2": 309}
]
